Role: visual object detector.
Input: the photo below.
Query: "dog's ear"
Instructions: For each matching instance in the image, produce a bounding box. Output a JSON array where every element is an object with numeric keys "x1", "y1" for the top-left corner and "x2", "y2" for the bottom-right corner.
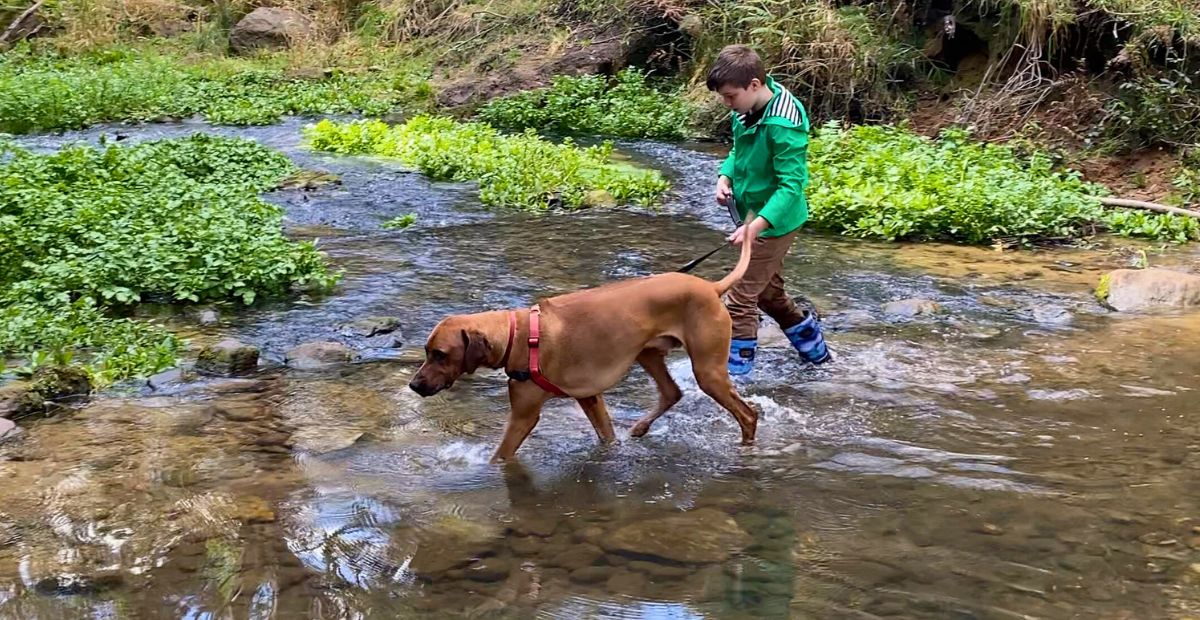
[{"x1": 460, "y1": 329, "x2": 490, "y2": 374}]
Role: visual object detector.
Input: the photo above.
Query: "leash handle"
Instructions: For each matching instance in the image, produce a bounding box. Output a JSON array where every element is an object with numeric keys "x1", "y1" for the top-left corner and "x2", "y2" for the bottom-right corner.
[{"x1": 726, "y1": 195, "x2": 742, "y2": 227}]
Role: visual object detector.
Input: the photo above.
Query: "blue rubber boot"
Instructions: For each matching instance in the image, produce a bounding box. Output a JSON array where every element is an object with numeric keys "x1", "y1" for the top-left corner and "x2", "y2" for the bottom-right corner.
[
  {"x1": 728, "y1": 338, "x2": 757, "y2": 376},
  {"x1": 784, "y1": 311, "x2": 831, "y2": 365}
]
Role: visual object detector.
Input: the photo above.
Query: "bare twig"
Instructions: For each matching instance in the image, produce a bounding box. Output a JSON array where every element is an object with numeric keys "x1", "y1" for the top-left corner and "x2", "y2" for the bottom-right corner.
[
  {"x1": 1100, "y1": 197, "x2": 1200, "y2": 219},
  {"x1": 0, "y1": 0, "x2": 44, "y2": 49}
]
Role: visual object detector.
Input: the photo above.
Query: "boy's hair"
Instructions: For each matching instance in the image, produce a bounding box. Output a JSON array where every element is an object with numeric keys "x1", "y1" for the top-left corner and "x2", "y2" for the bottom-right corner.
[{"x1": 705, "y1": 45, "x2": 768, "y2": 91}]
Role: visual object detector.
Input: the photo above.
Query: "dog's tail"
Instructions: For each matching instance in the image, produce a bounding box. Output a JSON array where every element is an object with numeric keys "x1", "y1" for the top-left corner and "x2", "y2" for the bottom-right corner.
[{"x1": 712, "y1": 217, "x2": 759, "y2": 296}]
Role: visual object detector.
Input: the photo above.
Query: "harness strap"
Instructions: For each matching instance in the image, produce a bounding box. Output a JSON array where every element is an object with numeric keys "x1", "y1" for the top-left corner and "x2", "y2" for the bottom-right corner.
[
  {"x1": 528, "y1": 305, "x2": 568, "y2": 396},
  {"x1": 499, "y1": 310, "x2": 517, "y2": 369}
]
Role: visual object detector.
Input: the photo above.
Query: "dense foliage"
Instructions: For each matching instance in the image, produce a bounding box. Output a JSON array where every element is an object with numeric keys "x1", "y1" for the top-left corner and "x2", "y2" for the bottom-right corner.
[
  {"x1": 0, "y1": 134, "x2": 338, "y2": 385},
  {"x1": 304, "y1": 116, "x2": 671, "y2": 210},
  {"x1": 807, "y1": 123, "x2": 1199, "y2": 244},
  {"x1": 0, "y1": 47, "x2": 433, "y2": 134},
  {"x1": 476, "y1": 68, "x2": 691, "y2": 139}
]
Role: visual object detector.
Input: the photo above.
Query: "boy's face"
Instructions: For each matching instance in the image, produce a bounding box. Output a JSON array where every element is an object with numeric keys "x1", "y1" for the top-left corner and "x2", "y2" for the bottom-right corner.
[{"x1": 716, "y1": 79, "x2": 766, "y2": 115}]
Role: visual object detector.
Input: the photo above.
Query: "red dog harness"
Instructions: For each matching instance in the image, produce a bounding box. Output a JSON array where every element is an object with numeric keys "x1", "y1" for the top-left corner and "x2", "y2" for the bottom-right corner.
[{"x1": 502, "y1": 306, "x2": 567, "y2": 396}]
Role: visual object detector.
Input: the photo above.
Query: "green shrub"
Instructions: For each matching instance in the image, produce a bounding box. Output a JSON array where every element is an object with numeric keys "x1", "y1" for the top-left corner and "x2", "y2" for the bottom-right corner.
[
  {"x1": 304, "y1": 116, "x2": 671, "y2": 210},
  {"x1": 0, "y1": 134, "x2": 339, "y2": 385},
  {"x1": 1105, "y1": 59, "x2": 1200, "y2": 149},
  {"x1": 476, "y1": 68, "x2": 692, "y2": 139},
  {"x1": 806, "y1": 122, "x2": 1198, "y2": 244}
]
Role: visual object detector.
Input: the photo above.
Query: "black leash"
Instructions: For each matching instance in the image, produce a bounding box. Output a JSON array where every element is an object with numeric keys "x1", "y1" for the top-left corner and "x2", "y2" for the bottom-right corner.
[{"x1": 676, "y1": 196, "x2": 743, "y2": 274}]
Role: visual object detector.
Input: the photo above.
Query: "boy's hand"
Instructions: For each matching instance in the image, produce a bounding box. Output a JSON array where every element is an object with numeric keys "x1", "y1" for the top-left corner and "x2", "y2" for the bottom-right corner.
[
  {"x1": 715, "y1": 176, "x2": 733, "y2": 206},
  {"x1": 728, "y1": 216, "x2": 770, "y2": 246}
]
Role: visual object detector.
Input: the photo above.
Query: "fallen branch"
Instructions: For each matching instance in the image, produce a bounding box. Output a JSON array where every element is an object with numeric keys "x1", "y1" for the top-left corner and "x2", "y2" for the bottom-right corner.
[
  {"x1": 1099, "y1": 197, "x2": 1200, "y2": 219},
  {"x1": 0, "y1": 0, "x2": 44, "y2": 49}
]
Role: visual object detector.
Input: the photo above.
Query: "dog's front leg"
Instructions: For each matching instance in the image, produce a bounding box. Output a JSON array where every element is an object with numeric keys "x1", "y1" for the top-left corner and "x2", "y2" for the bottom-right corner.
[{"x1": 492, "y1": 382, "x2": 549, "y2": 463}]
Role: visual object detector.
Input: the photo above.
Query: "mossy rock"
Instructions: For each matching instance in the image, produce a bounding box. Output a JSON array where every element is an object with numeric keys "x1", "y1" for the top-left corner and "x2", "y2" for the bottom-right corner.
[
  {"x1": 30, "y1": 366, "x2": 91, "y2": 400},
  {"x1": 196, "y1": 339, "x2": 260, "y2": 376}
]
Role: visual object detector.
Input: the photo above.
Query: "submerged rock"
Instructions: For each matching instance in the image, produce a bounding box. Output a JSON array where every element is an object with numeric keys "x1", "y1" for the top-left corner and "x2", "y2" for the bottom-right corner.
[
  {"x1": 1097, "y1": 268, "x2": 1200, "y2": 312},
  {"x1": 1029, "y1": 303, "x2": 1073, "y2": 325},
  {"x1": 285, "y1": 341, "x2": 354, "y2": 369},
  {"x1": 278, "y1": 170, "x2": 342, "y2": 191},
  {"x1": 883, "y1": 298, "x2": 942, "y2": 318},
  {"x1": 338, "y1": 316, "x2": 402, "y2": 338},
  {"x1": 198, "y1": 308, "x2": 220, "y2": 326},
  {"x1": 601, "y1": 507, "x2": 751, "y2": 564}
]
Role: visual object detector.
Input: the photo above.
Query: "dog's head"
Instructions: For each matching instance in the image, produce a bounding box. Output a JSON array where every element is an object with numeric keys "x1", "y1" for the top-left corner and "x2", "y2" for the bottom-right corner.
[{"x1": 408, "y1": 315, "x2": 492, "y2": 397}]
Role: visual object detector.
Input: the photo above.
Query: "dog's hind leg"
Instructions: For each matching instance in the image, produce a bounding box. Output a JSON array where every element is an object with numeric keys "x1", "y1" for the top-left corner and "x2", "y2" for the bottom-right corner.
[
  {"x1": 685, "y1": 327, "x2": 758, "y2": 444},
  {"x1": 576, "y1": 394, "x2": 616, "y2": 444},
  {"x1": 630, "y1": 349, "x2": 683, "y2": 438},
  {"x1": 492, "y1": 384, "x2": 549, "y2": 463}
]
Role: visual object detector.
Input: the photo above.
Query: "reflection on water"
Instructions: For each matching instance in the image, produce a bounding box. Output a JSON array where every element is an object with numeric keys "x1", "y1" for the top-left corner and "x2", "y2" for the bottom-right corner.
[{"x1": 2, "y1": 119, "x2": 1199, "y2": 619}]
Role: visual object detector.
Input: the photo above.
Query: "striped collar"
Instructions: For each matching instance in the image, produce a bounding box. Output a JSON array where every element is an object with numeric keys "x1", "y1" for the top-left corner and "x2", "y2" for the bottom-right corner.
[{"x1": 734, "y1": 76, "x2": 807, "y2": 129}]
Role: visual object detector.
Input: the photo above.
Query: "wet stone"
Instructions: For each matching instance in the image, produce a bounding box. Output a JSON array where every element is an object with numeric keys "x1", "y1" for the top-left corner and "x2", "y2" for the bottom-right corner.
[
  {"x1": 0, "y1": 382, "x2": 44, "y2": 419},
  {"x1": 573, "y1": 525, "x2": 606, "y2": 544},
  {"x1": 466, "y1": 556, "x2": 512, "y2": 582},
  {"x1": 548, "y1": 543, "x2": 604, "y2": 570},
  {"x1": 606, "y1": 570, "x2": 645, "y2": 596},
  {"x1": 339, "y1": 316, "x2": 401, "y2": 338},
  {"x1": 508, "y1": 535, "x2": 543, "y2": 557},
  {"x1": 233, "y1": 495, "x2": 276, "y2": 524},
  {"x1": 513, "y1": 516, "x2": 558, "y2": 538},
  {"x1": 884, "y1": 298, "x2": 942, "y2": 318},
  {"x1": 215, "y1": 402, "x2": 264, "y2": 422},
  {"x1": 601, "y1": 508, "x2": 751, "y2": 564},
  {"x1": 975, "y1": 523, "x2": 1005, "y2": 536},
  {"x1": 629, "y1": 560, "x2": 692, "y2": 578},
  {"x1": 198, "y1": 308, "x2": 220, "y2": 326},
  {"x1": 284, "y1": 341, "x2": 354, "y2": 369},
  {"x1": 196, "y1": 339, "x2": 260, "y2": 376},
  {"x1": 569, "y1": 566, "x2": 615, "y2": 584},
  {"x1": 1137, "y1": 532, "x2": 1178, "y2": 546},
  {"x1": 253, "y1": 431, "x2": 292, "y2": 448},
  {"x1": 0, "y1": 418, "x2": 23, "y2": 444}
]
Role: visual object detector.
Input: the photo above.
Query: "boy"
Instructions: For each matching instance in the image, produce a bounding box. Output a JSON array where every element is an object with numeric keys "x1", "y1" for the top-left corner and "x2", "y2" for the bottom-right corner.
[{"x1": 707, "y1": 44, "x2": 830, "y2": 376}]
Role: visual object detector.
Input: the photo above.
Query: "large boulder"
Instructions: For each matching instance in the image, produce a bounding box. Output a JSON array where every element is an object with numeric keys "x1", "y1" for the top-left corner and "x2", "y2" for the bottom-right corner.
[
  {"x1": 1097, "y1": 268, "x2": 1200, "y2": 312},
  {"x1": 229, "y1": 7, "x2": 311, "y2": 54},
  {"x1": 601, "y1": 508, "x2": 751, "y2": 564},
  {"x1": 195, "y1": 339, "x2": 260, "y2": 376}
]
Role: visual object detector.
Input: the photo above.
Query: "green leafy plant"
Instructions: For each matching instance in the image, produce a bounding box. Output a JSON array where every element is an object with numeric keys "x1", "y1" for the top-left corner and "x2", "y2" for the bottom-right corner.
[
  {"x1": 304, "y1": 116, "x2": 671, "y2": 210},
  {"x1": 382, "y1": 213, "x2": 418, "y2": 229},
  {"x1": 477, "y1": 68, "x2": 692, "y2": 139},
  {"x1": 0, "y1": 48, "x2": 434, "y2": 134},
  {"x1": 806, "y1": 122, "x2": 1198, "y2": 244},
  {"x1": 0, "y1": 134, "x2": 340, "y2": 385}
]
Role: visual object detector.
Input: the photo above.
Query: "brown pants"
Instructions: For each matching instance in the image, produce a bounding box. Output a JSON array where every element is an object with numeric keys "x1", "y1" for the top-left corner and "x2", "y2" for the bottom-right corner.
[{"x1": 725, "y1": 230, "x2": 806, "y2": 341}]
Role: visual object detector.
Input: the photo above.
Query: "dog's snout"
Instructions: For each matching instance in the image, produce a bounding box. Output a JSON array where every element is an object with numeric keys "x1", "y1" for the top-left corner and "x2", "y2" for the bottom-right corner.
[{"x1": 409, "y1": 376, "x2": 437, "y2": 397}]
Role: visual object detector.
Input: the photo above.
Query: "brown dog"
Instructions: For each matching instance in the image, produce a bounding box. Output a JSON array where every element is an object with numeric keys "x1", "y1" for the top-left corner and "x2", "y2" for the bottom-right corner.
[{"x1": 409, "y1": 229, "x2": 760, "y2": 462}]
